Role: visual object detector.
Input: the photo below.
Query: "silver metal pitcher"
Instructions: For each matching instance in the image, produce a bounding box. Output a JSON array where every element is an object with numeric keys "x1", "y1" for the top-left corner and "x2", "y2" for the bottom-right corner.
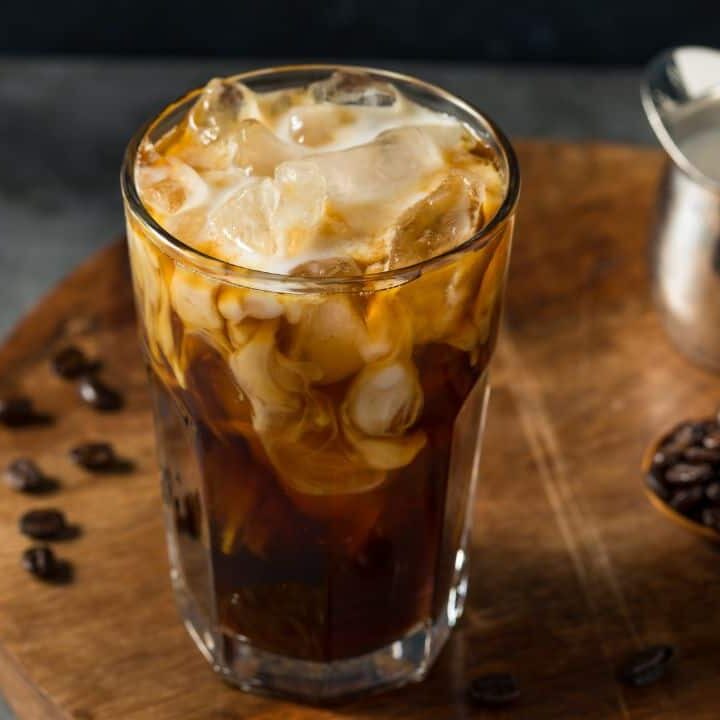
[{"x1": 642, "y1": 46, "x2": 720, "y2": 370}]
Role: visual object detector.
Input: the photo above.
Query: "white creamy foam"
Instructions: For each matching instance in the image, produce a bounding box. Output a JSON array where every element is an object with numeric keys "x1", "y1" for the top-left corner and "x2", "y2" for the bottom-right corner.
[{"x1": 137, "y1": 72, "x2": 503, "y2": 274}]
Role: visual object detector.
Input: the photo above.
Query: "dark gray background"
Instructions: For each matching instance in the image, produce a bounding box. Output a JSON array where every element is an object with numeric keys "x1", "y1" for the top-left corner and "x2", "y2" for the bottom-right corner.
[{"x1": 1, "y1": 0, "x2": 719, "y2": 64}]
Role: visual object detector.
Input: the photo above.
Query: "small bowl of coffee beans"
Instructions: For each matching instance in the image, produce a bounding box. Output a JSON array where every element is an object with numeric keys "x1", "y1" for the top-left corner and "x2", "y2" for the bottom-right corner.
[{"x1": 643, "y1": 415, "x2": 720, "y2": 542}]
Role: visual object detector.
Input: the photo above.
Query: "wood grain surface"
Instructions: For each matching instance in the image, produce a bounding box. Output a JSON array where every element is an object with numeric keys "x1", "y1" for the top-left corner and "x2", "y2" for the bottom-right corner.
[{"x1": 1, "y1": 141, "x2": 719, "y2": 720}]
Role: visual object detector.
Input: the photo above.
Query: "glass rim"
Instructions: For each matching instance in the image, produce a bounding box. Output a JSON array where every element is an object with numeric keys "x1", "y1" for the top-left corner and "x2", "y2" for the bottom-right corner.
[{"x1": 121, "y1": 63, "x2": 520, "y2": 290}]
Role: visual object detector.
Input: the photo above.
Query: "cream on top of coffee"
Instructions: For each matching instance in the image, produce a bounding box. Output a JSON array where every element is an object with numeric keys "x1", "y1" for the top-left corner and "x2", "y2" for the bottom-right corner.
[{"x1": 136, "y1": 71, "x2": 506, "y2": 275}]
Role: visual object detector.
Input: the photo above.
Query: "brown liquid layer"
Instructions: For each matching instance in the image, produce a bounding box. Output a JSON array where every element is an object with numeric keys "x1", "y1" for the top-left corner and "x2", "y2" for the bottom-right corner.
[{"x1": 150, "y1": 333, "x2": 495, "y2": 661}]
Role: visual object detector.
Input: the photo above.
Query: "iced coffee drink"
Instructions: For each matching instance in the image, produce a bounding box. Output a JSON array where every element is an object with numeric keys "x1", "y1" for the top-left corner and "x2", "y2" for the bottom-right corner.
[{"x1": 121, "y1": 66, "x2": 518, "y2": 700}]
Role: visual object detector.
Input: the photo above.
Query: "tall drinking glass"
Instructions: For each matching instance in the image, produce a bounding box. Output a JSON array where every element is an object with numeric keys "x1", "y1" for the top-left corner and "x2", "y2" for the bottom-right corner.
[{"x1": 121, "y1": 65, "x2": 519, "y2": 700}]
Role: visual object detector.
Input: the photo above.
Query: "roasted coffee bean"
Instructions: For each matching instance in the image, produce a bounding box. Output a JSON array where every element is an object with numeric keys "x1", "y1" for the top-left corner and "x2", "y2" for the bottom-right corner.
[
  {"x1": 0, "y1": 396, "x2": 38, "y2": 427},
  {"x1": 5, "y1": 458, "x2": 47, "y2": 493},
  {"x1": 644, "y1": 471, "x2": 671, "y2": 502},
  {"x1": 619, "y1": 645, "x2": 675, "y2": 687},
  {"x1": 664, "y1": 463, "x2": 713, "y2": 486},
  {"x1": 701, "y1": 507, "x2": 720, "y2": 531},
  {"x1": 706, "y1": 482, "x2": 720, "y2": 504},
  {"x1": 651, "y1": 449, "x2": 681, "y2": 470},
  {"x1": 683, "y1": 446, "x2": 720, "y2": 464},
  {"x1": 19, "y1": 509, "x2": 66, "y2": 540},
  {"x1": 22, "y1": 546, "x2": 57, "y2": 580},
  {"x1": 78, "y1": 376, "x2": 123, "y2": 411},
  {"x1": 669, "y1": 485, "x2": 705, "y2": 515},
  {"x1": 661, "y1": 422, "x2": 703, "y2": 454},
  {"x1": 468, "y1": 673, "x2": 520, "y2": 706},
  {"x1": 70, "y1": 442, "x2": 116, "y2": 471},
  {"x1": 52, "y1": 346, "x2": 92, "y2": 379},
  {"x1": 703, "y1": 429, "x2": 720, "y2": 450}
]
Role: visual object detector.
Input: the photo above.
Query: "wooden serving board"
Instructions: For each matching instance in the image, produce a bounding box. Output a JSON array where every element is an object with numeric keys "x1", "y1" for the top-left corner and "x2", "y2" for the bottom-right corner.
[{"x1": 1, "y1": 141, "x2": 720, "y2": 720}]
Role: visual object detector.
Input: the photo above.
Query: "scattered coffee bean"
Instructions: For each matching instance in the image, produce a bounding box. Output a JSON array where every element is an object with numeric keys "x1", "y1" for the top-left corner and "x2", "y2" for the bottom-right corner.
[
  {"x1": 683, "y1": 446, "x2": 720, "y2": 464},
  {"x1": 0, "y1": 396, "x2": 49, "y2": 427},
  {"x1": 644, "y1": 471, "x2": 671, "y2": 502},
  {"x1": 22, "y1": 546, "x2": 57, "y2": 580},
  {"x1": 664, "y1": 463, "x2": 713, "y2": 486},
  {"x1": 78, "y1": 376, "x2": 123, "y2": 412},
  {"x1": 701, "y1": 507, "x2": 720, "y2": 530},
  {"x1": 669, "y1": 485, "x2": 705, "y2": 515},
  {"x1": 468, "y1": 673, "x2": 520, "y2": 706},
  {"x1": 5, "y1": 458, "x2": 47, "y2": 493},
  {"x1": 19, "y1": 509, "x2": 67, "y2": 540},
  {"x1": 70, "y1": 442, "x2": 116, "y2": 471},
  {"x1": 619, "y1": 645, "x2": 675, "y2": 687},
  {"x1": 52, "y1": 346, "x2": 92, "y2": 379},
  {"x1": 0, "y1": 396, "x2": 32, "y2": 424}
]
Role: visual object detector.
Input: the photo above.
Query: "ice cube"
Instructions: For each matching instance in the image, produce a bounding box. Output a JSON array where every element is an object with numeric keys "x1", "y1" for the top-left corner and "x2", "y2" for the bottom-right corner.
[
  {"x1": 286, "y1": 104, "x2": 353, "y2": 147},
  {"x1": 163, "y1": 207, "x2": 209, "y2": 245},
  {"x1": 272, "y1": 161, "x2": 327, "y2": 255},
  {"x1": 233, "y1": 119, "x2": 305, "y2": 176},
  {"x1": 206, "y1": 177, "x2": 277, "y2": 255},
  {"x1": 311, "y1": 71, "x2": 397, "y2": 107},
  {"x1": 137, "y1": 156, "x2": 209, "y2": 217},
  {"x1": 287, "y1": 296, "x2": 368, "y2": 384},
  {"x1": 385, "y1": 171, "x2": 485, "y2": 269},
  {"x1": 308, "y1": 126, "x2": 447, "y2": 235},
  {"x1": 340, "y1": 358, "x2": 426, "y2": 470},
  {"x1": 343, "y1": 359, "x2": 423, "y2": 436},
  {"x1": 187, "y1": 78, "x2": 253, "y2": 144},
  {"x1": 207, "y1": 161, "x2": 327, "y2": 259}
]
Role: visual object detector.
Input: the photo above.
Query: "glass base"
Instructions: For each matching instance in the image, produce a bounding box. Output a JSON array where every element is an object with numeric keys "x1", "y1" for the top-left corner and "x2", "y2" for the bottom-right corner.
[{"x1": 170, "y1": 553, "x2": 468, "y2": 701}]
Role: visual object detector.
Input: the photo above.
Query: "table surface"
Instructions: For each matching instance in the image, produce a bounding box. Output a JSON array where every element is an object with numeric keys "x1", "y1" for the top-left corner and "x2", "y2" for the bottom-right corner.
[
  {"x1": 0, "y1": 59, "x2": 657, "y2": 720},
  {"x1": 4, "y1": 141, "x2": 720, "y2": 720}
]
